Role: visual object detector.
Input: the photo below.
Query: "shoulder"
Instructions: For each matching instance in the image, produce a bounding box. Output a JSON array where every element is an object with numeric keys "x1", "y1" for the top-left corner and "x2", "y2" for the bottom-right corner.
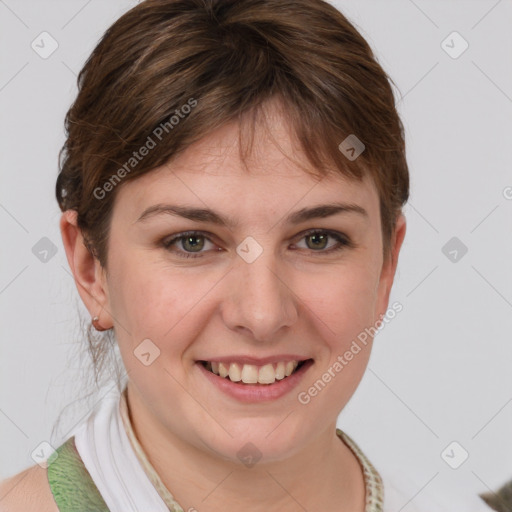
[{"x1": 0, "y1": 465, "x2": 59, "y2": 512}]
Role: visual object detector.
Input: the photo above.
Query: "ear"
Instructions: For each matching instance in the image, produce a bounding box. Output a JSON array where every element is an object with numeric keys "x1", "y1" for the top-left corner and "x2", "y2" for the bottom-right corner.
[
  {"x1": 374, "y1": 214, "x2": 406, "y2": 319},
  {"x1": 60, "y1": 210, "x2": 113, "y2": 330}
]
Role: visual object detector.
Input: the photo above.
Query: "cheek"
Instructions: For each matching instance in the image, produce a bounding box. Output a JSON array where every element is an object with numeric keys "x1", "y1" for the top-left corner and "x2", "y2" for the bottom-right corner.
[
  {"x1": 296, "y1": 265, "x2": 379, "y2": 413},
  {"x1": 104, "y1": 246, "x2": 177, "y2": 341},
  {"x1": 301, "y1": 262, "x2": 380, "y2": 342},
  {"x1": 105, "y1": 258, "x2": 195, "y2": 394},
  {"x1": 108, "y1": 268, "x2": 185, "y2": 344},
  {"x1": 106, "y1": 250, "x2": 220, "y2": 351}
]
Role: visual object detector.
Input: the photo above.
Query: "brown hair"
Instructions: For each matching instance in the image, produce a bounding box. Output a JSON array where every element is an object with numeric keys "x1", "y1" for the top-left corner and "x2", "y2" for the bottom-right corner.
[{"x1": 56, "y1": 0, "x2": 409, "y2": 272}]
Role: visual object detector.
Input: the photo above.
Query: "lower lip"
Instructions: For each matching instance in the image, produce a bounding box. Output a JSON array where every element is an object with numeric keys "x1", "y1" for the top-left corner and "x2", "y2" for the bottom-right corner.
[{"x1": 196, "y1": 360, "x2": 314, "y2": 403}]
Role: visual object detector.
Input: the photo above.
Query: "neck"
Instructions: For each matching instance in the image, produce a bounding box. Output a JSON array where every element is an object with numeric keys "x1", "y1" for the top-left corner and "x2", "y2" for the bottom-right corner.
[{"x1": 125, "y1": 383, "x2": 366, "y2": 512}]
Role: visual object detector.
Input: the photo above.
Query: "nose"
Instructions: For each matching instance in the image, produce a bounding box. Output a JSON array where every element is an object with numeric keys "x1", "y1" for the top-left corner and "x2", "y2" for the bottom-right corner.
[{"x1": 221, "y1": 254, "x2": 299, "y2": 342}]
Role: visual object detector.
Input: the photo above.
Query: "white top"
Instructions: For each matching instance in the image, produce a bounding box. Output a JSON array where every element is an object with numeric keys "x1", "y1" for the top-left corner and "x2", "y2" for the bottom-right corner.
[{"x1": 73, "y1": 389, "x2": 168, "y2": 512}]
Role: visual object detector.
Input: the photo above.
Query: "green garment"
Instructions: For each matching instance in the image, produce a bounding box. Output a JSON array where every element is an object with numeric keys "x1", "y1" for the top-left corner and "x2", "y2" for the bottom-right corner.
[{"x1": 47, "y1": 436, "x2": 109, "y2": 512}]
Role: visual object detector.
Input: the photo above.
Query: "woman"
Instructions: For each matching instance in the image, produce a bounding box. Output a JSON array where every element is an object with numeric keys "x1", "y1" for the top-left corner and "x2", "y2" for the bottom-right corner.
[{"x1": 1, "y1": 0, "x2": 418, "y2": 510}]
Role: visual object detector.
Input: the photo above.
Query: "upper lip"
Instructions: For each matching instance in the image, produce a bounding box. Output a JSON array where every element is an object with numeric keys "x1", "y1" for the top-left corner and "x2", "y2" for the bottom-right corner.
[{"x1": 198, "y1": 355, "x2": 312, "y2": 365}]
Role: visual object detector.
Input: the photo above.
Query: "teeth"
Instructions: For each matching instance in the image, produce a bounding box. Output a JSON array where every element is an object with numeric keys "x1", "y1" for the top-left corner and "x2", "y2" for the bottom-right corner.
[
  {"x1": 258, "y1": 364, "x2": 276, "y2": 384},
  {"x1": 241, "y1": 364, "x2": 258, "y2": 383},
  {"x1": 205, "y1": 360, "x2": 304, "y2": 384},
  {"x1": 228, "y1": 362, "x2": 242, "y2": 382},
  {"x1": 285, "y1": 361, "x2": 298, "y2": 377},
  {"x1": 218, "y1": 362, "x2": 229, "y2": 378},
  {"x1": 275, "y1": 361, "x2": 285, "y2": 380}
]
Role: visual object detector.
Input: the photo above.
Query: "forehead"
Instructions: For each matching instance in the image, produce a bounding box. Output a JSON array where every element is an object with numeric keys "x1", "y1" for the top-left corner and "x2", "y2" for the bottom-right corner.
[{"x1": 114, "y1": 111, "x2": 379, "y2": 221}]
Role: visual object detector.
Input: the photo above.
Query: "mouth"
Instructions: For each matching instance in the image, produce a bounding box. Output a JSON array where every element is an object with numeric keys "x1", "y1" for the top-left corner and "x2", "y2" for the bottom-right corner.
[
  {"x1": 198, "y1": 359, "x2": 312, "y2": 385},
  {"x1": 196, "y1": 357, "x2": 314, "y2": 402}
]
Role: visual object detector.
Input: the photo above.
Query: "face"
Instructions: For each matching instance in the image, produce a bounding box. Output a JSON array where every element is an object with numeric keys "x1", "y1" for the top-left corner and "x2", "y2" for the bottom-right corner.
[{"x1": 87, "y1": 106, "x2": 404, "y2": 463}]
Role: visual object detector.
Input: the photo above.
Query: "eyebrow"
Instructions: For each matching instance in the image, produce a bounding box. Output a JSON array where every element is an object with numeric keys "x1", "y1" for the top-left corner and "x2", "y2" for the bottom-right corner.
[{"x1": 135, "y1": 202, "x2": 368, "y2": 227}]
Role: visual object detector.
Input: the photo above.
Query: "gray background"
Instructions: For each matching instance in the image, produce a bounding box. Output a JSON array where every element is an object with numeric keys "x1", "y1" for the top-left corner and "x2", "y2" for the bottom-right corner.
[{"x1": 1, "y1": 0, "x2": 511, "y2": 510}]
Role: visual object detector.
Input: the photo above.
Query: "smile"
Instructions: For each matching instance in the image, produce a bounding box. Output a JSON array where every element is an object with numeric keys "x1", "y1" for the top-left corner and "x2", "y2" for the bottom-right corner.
[
  {"x1": 197, "y1": 358, "x2": 314, "y2": 403},
  {"x1": 200, "y1": 360, "x2": 307, "y2": 385}
]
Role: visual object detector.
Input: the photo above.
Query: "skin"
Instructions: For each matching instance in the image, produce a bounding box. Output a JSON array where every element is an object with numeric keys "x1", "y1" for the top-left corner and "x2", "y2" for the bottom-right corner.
[
  {"x1": 0, "y1": 466, "x2": 58, "y2": 512},
  {"x1": 56, "y1": 101, "x2": 406, "y2": 512}
]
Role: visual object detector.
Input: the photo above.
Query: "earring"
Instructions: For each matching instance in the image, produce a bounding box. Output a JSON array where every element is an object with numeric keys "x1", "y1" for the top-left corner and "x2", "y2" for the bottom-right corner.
[{"x1": 91, "y1": 315, "x2": 106, "y2": 332}]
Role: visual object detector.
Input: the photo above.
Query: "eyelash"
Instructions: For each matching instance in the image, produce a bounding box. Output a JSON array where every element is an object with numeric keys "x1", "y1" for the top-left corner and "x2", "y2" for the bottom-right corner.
[{"x1": 161, "y1": 229, "x2": 352, "y2": 259}]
